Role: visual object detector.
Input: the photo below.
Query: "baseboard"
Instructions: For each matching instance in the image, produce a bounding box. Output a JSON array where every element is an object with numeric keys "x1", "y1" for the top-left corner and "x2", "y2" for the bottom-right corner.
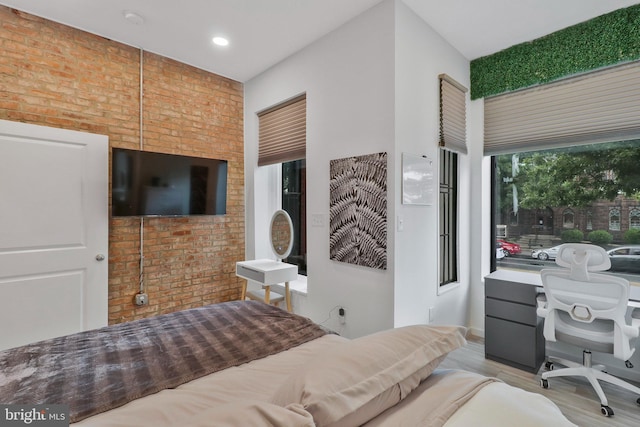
[{"x1": 467, "y1": 327, "x2": 484, "y2": 339}]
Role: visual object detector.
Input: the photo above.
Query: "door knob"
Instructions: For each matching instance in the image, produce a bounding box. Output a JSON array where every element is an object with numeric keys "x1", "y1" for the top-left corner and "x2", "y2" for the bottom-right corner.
[{"x1": 95, "y1": 254, "x2": 106, "y2": 261}]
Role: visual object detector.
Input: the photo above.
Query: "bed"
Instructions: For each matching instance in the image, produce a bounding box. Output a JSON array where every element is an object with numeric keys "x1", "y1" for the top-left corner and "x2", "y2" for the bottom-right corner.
[{"x1": 0, "y1": 301, "x2": 576, "y2": 426}]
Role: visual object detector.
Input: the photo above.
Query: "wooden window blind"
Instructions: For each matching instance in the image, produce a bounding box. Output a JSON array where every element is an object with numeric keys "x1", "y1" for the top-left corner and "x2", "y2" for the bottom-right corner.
[
  {"x1": 484, "y1": 61, "x2": 640, "y2": 156},
  {"x1": 439, "y1": 74, "x2": 468, "y2": 155},
  {"x1": 258, "y1": 94, "x2": 306, "y2": 166}
]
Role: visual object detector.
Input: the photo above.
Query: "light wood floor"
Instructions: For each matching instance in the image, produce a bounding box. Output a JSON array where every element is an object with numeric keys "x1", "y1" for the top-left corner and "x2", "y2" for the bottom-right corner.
[{"x1": 439, "y1": 335, "x2": 640, "y2": 427}]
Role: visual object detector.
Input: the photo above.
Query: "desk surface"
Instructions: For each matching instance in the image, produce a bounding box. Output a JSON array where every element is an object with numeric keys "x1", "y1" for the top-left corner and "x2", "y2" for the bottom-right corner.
[
  {"x1": 486, "y1": 269, "x2": 640, "y2": 306},
  {"x1": 237, "y1": 259, "x2": 296, "y2": 272}
]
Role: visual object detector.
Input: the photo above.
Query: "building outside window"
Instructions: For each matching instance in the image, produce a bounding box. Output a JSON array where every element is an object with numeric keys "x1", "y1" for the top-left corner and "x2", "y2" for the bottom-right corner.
[{"x1": 493, "y1": 141, "x2": 640, "y2": 280}]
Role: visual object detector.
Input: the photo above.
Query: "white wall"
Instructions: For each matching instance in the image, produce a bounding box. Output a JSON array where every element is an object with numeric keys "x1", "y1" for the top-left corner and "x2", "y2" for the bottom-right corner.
[
  {"x1": 245, "y1": 0, "x2": 396, "y2": 337},
  {"x1": 245, "y1": 0, "x2": 473, "y2": 337},
  {"x1": 393, "y1": 1, "x2": 471, "y2": 328},
  {"x1": 468, "y1": 99, "x2": 492, "y2": 336}
]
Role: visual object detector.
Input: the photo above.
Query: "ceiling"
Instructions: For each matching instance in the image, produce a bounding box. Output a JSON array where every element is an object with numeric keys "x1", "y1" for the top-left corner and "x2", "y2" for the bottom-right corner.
[{"x1": 2, "y1": 0, "x2": 639, "y2": 82}]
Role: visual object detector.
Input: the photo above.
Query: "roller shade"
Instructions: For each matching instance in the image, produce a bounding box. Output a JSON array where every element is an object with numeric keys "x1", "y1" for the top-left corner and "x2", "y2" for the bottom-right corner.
[
  {"x1": 484, "y1": 61, "x2": 640, "y2": 155},
  {"x1": 258, "y1": 94, "x2": 306, "y2": 166},
  {"x1": 439, "y1": 74, "x2": 468, "y2": 155}
]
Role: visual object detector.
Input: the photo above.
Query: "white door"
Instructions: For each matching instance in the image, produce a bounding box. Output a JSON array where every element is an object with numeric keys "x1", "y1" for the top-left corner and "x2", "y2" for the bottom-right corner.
[{"x1": 0, "y1": 119, "x2": 108, "y2": 351}]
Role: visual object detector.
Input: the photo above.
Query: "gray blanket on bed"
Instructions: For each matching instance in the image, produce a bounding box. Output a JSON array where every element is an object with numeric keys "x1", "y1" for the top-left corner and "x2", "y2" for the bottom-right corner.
[{"x1": 0, "y1": 301, "x2": 329, "y2": 423}]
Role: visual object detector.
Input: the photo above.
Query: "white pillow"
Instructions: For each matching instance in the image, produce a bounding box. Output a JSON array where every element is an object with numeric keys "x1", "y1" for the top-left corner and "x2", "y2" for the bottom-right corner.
[{"x1": 271, "y1": 325, "x2": 467, "y2": 427}]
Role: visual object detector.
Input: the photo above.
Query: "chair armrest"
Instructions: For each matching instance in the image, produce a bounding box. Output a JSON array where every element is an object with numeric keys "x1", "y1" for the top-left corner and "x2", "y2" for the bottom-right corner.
[
  {"x1": 622, "y1": 323, "x2": 640, "y2": 339},
  {"x1": 536, "y1": 294, "x2": 547, "y2": 309},
  {"x1": 536, "y1": 294, "x2": 548, "y2": 318},
  {"x1": 632, "y1": 307, "x2": 640, "y2": 330}
]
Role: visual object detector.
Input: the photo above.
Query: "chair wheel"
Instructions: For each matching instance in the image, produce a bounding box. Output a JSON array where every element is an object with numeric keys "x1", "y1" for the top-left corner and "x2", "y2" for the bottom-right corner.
[
  {"x1": 545, "y1": 361, "x2": 554, "y2": 371},
  {"x1": 636, "y1": 397, "x2": 640, "y2": 406},
  {"x1": 601, "y1": 405, "x2": 614, "y2": 417},
  {"x1": 540, "y1": 378, "x2": 549, "y2": 389}
]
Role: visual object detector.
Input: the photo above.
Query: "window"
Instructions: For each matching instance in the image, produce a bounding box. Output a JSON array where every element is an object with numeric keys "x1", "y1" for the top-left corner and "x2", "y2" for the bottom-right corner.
[
  {"x1": 609, "y1": 207, "x2": 621, "y2": 231},
  {"x1": 439, "y1": 149, "x2": 458, "y2": 286},
  {"x1": 438, "y1": 73, "x2": 465, "y2": 287},
  {"x1": 493, "y1": 141, "x2": 640, "y2": 278},
  {"x1": 257, "y1": 93, "x2": 307, "y2": 275},
  {"x1": 630, "y1": 208, "x2": 640, "y2": 229},
  {"x1": 562, "y1": 209, "x2": 574, "y2": 228},
  {"x1": 610, "y1": 248, "x2": 629, "y2": 256},
  {"x1": 282, "y1": 160, "x2": 306, "y2": 275},
  {"x1": 486, "y1": 63, "x2": 640, "y2": 278}
]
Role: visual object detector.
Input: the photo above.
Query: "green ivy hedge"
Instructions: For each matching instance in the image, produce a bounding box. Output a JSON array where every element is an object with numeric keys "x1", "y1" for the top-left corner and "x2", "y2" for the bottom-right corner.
[{"x1": 470, "y1": 4, "x2": 640, "y2": 100}]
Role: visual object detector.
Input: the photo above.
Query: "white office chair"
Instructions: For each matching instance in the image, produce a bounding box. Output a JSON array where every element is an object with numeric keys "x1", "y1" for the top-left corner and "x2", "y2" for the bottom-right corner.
[{"x1": 537, "y1": 243, "x2": 640, "y2": 416}]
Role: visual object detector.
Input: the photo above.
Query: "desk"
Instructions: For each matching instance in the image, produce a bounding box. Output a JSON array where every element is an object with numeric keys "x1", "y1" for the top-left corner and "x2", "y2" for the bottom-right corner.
[
  {"x1": 236, "y1": 259, "x2": 298, "y2": 311},
  {"x1": 485, "y1": 271, "x2": 545, "y2": 372},
  {"x1": 485, "y1": 270, "x2": 640, "y2": 373}
]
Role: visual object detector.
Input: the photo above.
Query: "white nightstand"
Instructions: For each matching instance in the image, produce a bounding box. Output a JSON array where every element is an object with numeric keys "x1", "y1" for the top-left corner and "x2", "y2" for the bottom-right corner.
[{"x1": 236, "y1": 259, "x2": 298, "y2": 311}]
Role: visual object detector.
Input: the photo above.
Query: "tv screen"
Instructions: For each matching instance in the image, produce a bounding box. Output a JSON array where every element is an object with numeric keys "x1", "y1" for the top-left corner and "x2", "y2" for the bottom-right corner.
[{"x1": 112, "y1": 148, "x2": 227, "y2": 216}]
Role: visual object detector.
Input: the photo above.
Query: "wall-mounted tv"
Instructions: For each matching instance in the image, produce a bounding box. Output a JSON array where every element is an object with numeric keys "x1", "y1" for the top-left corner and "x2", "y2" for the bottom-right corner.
[{"x1": 112, "y1": 148, "x2": 227, "y2": 216}]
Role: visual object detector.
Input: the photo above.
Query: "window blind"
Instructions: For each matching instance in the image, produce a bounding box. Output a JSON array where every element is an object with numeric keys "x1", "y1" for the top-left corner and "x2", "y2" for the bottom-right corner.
[
  {"x1": 258, "y1": 94, "x2": 306, "y2": 166},
  {"x1": 484, "y1": 61, "x2": 640, "y2": 155},
  {"x1": 439, "y1": 74, "x2": 468, "y2": 155}
]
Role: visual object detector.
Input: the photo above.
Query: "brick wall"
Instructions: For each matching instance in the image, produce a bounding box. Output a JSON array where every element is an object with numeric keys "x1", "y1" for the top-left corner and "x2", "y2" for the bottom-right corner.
[{"x1": 0, "y1": 7, "x2": 245, "y2": 323}]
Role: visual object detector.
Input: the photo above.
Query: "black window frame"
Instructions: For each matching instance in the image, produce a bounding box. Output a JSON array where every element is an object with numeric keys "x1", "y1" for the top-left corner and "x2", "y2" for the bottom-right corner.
[
  {"x1": 439, "y1": 149, "x2": 459, "y2": 286},
  {"x1": 282, "y1": 159, "x2": 307, "y2": 276}
]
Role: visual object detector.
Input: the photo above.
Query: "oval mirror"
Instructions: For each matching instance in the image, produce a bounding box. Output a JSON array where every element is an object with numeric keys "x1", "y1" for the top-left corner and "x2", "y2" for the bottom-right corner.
[{"x1": 270, "y1": 210, "x2": 294, "y2": 260}]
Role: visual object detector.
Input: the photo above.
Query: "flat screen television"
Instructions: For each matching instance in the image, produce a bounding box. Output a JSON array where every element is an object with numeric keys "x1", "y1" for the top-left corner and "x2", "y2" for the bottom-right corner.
[{"x1": 112, "y1": 148, "x2": 227, "y2": 216}]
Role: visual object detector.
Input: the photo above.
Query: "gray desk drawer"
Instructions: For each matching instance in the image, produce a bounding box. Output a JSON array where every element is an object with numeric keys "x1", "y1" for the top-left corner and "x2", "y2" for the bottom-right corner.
[
  {"x1": 484, "y1": 274, "x2": 546, "y2": 372},
  {"x1": 485, "y1": 316, "x2": 540, "y2": 369},
  {"x1": 486, "y1": 298, "x2": 538, "y2": 326},
  {"x1": 486, "y1": 278, "x2": 539, "y2": 305}
]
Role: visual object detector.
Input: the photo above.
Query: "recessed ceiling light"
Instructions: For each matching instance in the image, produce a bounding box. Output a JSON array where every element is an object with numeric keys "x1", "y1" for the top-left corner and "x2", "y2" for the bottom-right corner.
[
  {"x1": 123, "y1": 11, "x2": 144, "y2": 25},
  {"x1": 212, "y1": 36, "x2": 229, "y2": 47}
]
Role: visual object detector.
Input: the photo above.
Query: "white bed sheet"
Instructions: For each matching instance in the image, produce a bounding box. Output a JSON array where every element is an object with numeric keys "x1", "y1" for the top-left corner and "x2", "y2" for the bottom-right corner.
[{"x1": 445, "y1": 382, "x2": 577, "y2": 427}]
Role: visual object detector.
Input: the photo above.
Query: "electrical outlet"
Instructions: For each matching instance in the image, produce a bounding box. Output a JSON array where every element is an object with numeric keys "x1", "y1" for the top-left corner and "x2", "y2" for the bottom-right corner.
[
  {"x1": 135, "y1": 293, "x2": 149, "y2": 306},
  {"x1": 311, "y1": 214, "x2": 325, "y2": 227}
]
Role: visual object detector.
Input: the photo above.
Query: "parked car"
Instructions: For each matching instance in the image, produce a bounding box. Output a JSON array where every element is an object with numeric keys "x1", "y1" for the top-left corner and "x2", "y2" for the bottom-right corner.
[
  {"x1": 531, "y1": 245, "x2": 561, "y2": 261},
  {"x1": 607, "y1": 246, "x2": 640, "y2": 273},
  {"x1": 498, "y1": 239, "x2": 521, "y2": 256}
]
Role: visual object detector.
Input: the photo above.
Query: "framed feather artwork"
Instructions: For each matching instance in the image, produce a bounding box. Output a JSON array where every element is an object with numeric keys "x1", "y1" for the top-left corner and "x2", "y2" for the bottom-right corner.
[{"x1": 329, "y1": 152, "x2": 387, "y2": 270}]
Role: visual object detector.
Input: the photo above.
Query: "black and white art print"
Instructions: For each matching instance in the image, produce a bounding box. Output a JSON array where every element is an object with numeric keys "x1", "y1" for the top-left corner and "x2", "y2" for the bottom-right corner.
[{"x1": 329, "y1": 152, "x2": 387, "y2": 270}]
